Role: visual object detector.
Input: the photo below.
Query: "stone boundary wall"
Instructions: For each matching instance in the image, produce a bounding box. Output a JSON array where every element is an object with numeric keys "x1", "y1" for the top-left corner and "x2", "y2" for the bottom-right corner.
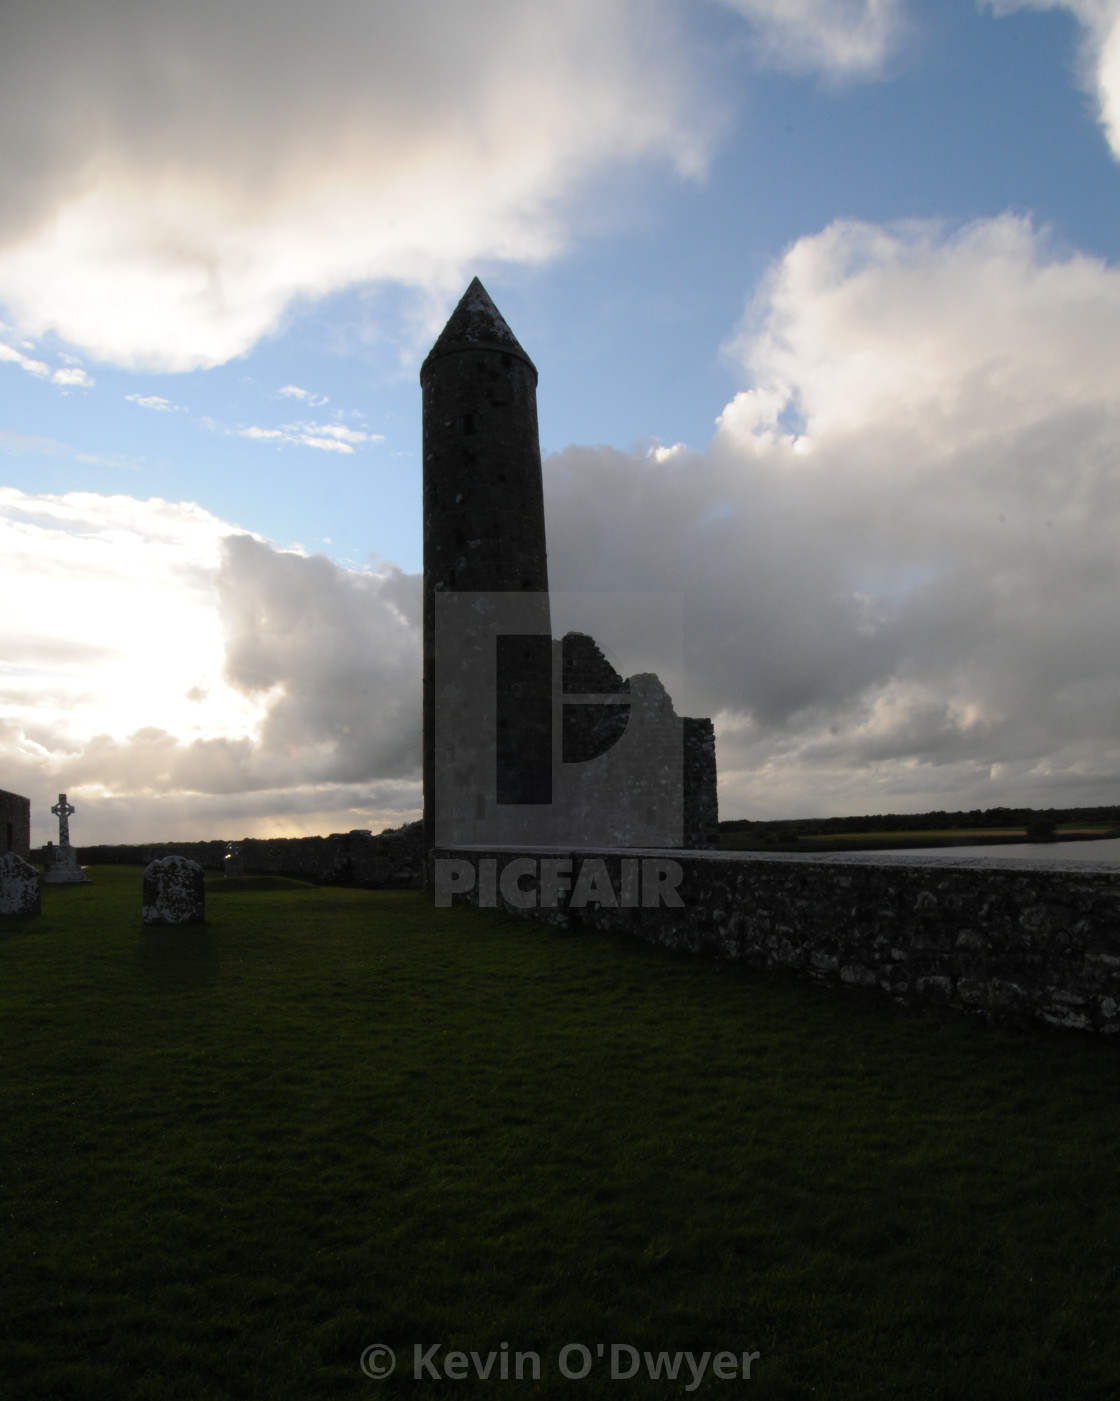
[
  {"x1": 30, "y1": 822, "x2": 424, "y2": 889},
  {"x1": 433, "y1": 846, "x2": 1120, "y2": 1035}
]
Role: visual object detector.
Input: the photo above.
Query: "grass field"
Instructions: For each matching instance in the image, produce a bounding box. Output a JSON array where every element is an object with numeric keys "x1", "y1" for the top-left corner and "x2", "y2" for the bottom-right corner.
[{"x1": 3, "y1": 869, "x2": 1120, "y2": 1399}]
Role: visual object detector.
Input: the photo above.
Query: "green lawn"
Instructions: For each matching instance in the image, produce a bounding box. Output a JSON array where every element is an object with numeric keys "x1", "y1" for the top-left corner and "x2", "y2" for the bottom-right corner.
[{"x1": 2, "y1": 868, "x2": 1119, "y2": 1399}]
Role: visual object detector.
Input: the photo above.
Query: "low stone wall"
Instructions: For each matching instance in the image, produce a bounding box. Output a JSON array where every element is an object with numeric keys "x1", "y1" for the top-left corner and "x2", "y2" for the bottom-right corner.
[
  {"x1": 32, "y1": 821, "x2": 424, "y2": 889},
  {"x1": 433, "y1": 846, "x2": 1120, "y2": 1034}
]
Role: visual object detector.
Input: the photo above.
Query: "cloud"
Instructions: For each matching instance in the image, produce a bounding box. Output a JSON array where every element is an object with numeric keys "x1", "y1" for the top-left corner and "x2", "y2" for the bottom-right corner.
[
  {"x1": 0, "y1": 333, "x2": 93, "y2": 385},
  {"x1": 51, "y1": 365, "x2": 93, "y2": 387},
  {"x1": 126, "y1": 392, "x2": 177, "y2": 410},
  {"x1": 0, "y1": 0, "x2": 718, "y2": 371},
  {"x1": 238, "y1": 421, "x2": 384, "y2": 453},
  {"x1": 0, "y1": 489, "x2": 421, "y2": 841},
  {"x1": 42, "y1": 781, "x2": 422, "y2": 847},
  {"x1": 987, "y1": 1, "x2": 1120, "y2": 159},
  {"x1": 0, "y1": 340, "x2": 50, "y2": 377},
  {"x1": 717, "y1": 0, "x2": 907, "y2": 76},
  {"x1": 15, "y1": 208, "x2": 1120, "y2": 832},
  {"x1": 279, "y1": 384, "x2": 329, "y2": 406},
  {"x1": 0, "y1": 429, "x2": 138, "y2": 469},
  {"x1": 217, "y1": 533, "x2": 420, "y2": 786},
  {"x1": 544, "y1": 214, "x2": 1120, "y2": 817}
]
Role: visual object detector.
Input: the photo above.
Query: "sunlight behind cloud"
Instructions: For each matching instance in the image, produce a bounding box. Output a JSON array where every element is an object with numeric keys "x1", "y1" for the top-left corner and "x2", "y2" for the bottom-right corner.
[
  {"x1": 0, "y1": 490, "x2": 266, "y2": 751},
  {"x1": 0, "y1": 489, "x2": 422, "y2": 841}
]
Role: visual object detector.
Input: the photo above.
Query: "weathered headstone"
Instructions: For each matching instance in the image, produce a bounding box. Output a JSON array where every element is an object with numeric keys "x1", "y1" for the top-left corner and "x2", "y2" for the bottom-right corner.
[
  {"x1": 43, "y1": 793, "x2": 91, "y2": 884},
  {"x1": 142, "y1": 855, "x2": 205, "y2": 925},
  {"x1": 223, "y1": 842, "x2": 245, "y2": 878},
  {"x1": 0, "y1": 851, "x2": 41, "y2": 915}
]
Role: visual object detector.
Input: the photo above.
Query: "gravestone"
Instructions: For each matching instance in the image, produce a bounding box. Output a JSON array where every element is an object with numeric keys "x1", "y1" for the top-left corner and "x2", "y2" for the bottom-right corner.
[
  {"x1": 142, "y1": 855, "x2": 205, "y2": 925},
  {"x1": 0, "y1": 851, "x2": 41, "y2": 915},
  {"x1": 223, "y1": 842, "x2": 245, "y2": 877},
  {"x1": 43, "y1": 794, "x2": 92, "y2": 884}
]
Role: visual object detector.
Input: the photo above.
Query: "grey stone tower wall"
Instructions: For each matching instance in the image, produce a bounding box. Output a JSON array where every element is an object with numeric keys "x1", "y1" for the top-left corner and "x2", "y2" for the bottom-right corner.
[
  {"x1": 420, "y1": 280, "x2": 550, "y2": 856},
  {"x1": 683, "y1": 718, "x2": 719, "y2": 849},
  {"x1": 0, "y1": 789, "x2": 31, "y2": 860},
  {"x1": 419, "y1": 278, "x2": 719, "y2": 859}
]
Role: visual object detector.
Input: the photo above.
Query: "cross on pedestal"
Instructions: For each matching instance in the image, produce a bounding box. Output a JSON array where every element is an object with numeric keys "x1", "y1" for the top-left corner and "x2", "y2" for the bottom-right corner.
[{"x1": 51, "y1": 794, "x2": 76, "y2": 847}]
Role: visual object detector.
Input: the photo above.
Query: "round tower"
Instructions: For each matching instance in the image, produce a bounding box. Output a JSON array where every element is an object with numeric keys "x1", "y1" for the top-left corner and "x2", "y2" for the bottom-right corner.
[{"x1": 420, "y1": 278, "x2": 551, "y2": 858}]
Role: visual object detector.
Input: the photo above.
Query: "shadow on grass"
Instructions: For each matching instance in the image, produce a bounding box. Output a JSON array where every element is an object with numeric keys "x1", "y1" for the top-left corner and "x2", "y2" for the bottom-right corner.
[
  {"x1": 207, "y1": 874, "x2": 318, "y2": 893},
  {"x1": 0, "y1": 912, "x2": 48, "y2": 943},
  {"x1": 135, "y1": 924, "x2": 220, "y2": 993},
  {"x1": 5, "y1": 871, "x2": 1120, "y2": 1399}
]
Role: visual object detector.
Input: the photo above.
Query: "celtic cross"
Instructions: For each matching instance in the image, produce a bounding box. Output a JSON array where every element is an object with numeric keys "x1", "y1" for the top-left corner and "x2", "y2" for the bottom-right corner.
[{"x1": 51, "y1": 793, "x2": 76, "y2": 847}]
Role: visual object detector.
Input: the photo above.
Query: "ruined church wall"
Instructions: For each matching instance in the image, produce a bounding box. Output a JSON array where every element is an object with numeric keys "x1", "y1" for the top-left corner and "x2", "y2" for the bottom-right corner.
[
  {"x1": 683, "y1": 718, "x2": 718, "y2": 849},
  {"x1": 0, "y1": 790, "x2": 31, "y2": 860},
  {"x1": 434, "y1": 846, "x2": 1120, "y2": 1035}
]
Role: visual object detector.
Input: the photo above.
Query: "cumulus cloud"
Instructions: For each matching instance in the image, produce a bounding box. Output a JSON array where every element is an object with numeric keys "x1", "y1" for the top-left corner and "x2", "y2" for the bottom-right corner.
[
  {"x1": 0, "y1": 489, "x2": 421, "y2": 842},
  {"x1": 718, "y1": 0, "x2": 907, "y2": 76},
  {"x1": 544, "y1": 214, "x2": 1120, "y2": 818},
  {"x1": 988, "y1": 1, "x2": 1120, "y2": 158},
  {"x1": 0, "y1": 0, "x2": 717, "y2": 371},
  {"x1": 15, "y1": 205, "x2": 1120, "y2": 831},
  {"x1": 217, "y1": 533, "x2": 420, "y2": 786}
]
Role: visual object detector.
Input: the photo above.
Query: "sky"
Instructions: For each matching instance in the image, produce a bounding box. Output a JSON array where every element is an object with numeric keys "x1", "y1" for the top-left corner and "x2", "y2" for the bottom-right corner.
[{"x1": 6, "y1": 0, "x2": 1120, "y2": 844}]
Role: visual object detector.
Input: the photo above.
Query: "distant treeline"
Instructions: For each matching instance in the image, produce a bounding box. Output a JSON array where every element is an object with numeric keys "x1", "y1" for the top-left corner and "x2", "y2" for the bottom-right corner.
[{"x1": 719, "y1": 806, "x2": 1120, "y2": 835}]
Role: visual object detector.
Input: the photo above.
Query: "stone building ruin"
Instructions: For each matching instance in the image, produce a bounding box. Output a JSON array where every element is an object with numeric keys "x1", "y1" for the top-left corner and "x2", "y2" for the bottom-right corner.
[
  {"x1": 420, "y1": 278, "x2": 717, "y2": 858},
  {"x1": 0, "y1": 789, "x2": 31, "y2": 861}
]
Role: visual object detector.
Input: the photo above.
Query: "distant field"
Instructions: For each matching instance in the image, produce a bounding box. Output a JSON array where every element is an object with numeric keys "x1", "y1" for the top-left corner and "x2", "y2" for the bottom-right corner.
[
  {"x1": 3, "y1": 869, "x2": 1120, "y2": 1398},
  {"x1": 719, "y1": 825, "x2": 1120, "y2": 853}
]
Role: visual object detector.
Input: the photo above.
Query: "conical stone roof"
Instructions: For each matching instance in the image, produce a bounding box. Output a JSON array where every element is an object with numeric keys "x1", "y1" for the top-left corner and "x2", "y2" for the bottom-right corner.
[{"x1": 420, "y1": 277, "x2": 537, "y2": 379}]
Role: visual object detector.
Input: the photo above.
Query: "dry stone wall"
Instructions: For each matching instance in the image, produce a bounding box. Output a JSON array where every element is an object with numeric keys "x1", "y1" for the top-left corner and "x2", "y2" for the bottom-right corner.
[
  {"x1": 433, "y1": 846, "x2": 1120, "y2": 1035},
  {"x1": 37, "y1": 821, "x2": 423, "y2": 888}
]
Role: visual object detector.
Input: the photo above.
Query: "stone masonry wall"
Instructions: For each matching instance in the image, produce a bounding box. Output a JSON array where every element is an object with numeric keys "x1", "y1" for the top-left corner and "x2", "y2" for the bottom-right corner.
[
  {"x1": 433, "y1": 846, "x2": 1120, "y2": 1035},
  {"x1": 33, "y1": 821, "x2": 424, "y2": 889},
  {"x1": 0, "y1": 789, "x2": 31, "y2": 860},
  {"x1": 683, "y1": 719, "x2": 718, "y2": 850}
]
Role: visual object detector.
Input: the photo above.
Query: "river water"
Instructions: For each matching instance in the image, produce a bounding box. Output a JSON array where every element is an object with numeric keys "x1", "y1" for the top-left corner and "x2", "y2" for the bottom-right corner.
[
  {"x1": 873, "y1": 837, "x2": 1120, "y2": 864},
  {"x1": 703, "y1": 837, "x2": 1120, "y2": 869}
]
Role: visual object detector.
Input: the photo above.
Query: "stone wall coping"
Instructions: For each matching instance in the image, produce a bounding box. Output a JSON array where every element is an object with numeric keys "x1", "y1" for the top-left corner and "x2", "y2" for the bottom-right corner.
[{"x1": 436, "y1": 843, "x2": 1120, "y2": 876}]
